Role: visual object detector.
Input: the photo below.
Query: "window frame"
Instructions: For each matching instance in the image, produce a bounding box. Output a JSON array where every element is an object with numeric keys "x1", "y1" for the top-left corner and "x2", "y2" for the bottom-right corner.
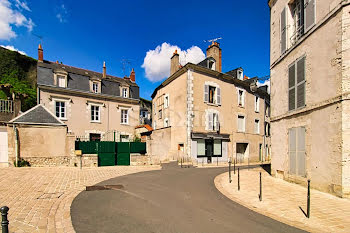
[
  {"x1": 120, "y1": 108, "x2": 129, "y2": 125},
  {"x1": 122, "y1": 88, "x2": 128, "y2": 98},
  {"x1": 237, "y1": 89, "x2": 245, "y2": 107},
  {"x1": 255, "y1": 96, "x2": 260, "y2": 112},
  {"x1": 57, "y1": 75, "x2": 67, "y2": 88},
  {"x1": 254, "y1": 119, "x2": 260, "y2": 134},
  {"x1": 55, "y1": 100, "x2": 67, "y2": 120},
  {"x1": 237, "y1": 115, "x2": 246, "y2": 133},
  {"x1": 90, "y1": 104, "x2": 101, "y2": 123},
  {"x1": 92, "y1": 82, "x2": 99, "y2": 93},
  {"x1": 288, "y1": 56, "x2": 306, "y2": 111}
]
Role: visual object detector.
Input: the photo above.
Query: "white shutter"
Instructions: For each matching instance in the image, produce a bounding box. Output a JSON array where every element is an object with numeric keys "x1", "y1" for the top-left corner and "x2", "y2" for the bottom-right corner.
[
  {"x1": 208, "y1": 113, "x2": 213, "y2": 131},
  {"x1": 191, "y1": 140, "x2": 197, "y2": 158},
  {"x1": 216, "y1": 87, "x2": 221, "y2": 105},
  {"x1": 297, "y1": 127, "x2": 306, "y2": 176},
  {"x1": 288, "y1": 128, "x2": 297, "y2": 174},
  {"x1": 304, "y1": 0, "x2": 316, "y2": 32},
  {"x1": 222, "y1": 141, "x2": 228, "y2": 158},
  {"x1": 204, "y1": 85, "x2": 209, "y2": 102}
]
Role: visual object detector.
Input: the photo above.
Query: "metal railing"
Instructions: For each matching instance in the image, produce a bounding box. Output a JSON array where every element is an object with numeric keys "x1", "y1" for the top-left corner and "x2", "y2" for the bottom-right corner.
[
  {"x1": 0, "y1": 100, "x2": 13, "y2": 113},
  {"x1": 290, "y1": 25, "x2": 304, "y2": 45}
]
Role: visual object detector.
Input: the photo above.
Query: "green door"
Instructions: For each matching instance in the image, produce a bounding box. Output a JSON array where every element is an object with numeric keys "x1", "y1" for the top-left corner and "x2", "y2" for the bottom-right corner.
[
  {"x1": 98, "y1": 142, "x2": 116, "y2": 166},
  {"x1": 116, "y1": 142, "x2": 130, "y2": 165}
]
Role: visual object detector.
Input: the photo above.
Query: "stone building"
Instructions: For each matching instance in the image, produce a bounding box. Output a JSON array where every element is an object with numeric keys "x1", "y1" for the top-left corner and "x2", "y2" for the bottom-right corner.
[
  {"x1": 36, "y1": 44, "x2": 140, "y2": 142},
  {"x1": 269, "y1": 0, "x2": 350, "y2": 197},
  {"x1": 139, "y1": 97, "x2": 152, "y2": 125},
  {"x1": 150, "y1": 43, "x2": 270, "y2": 163}
]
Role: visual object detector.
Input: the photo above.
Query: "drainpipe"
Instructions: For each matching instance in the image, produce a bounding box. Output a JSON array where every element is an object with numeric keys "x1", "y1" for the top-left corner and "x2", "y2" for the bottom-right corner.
[{"x1": 13, "y1": 124, "x2": 18, "y2": 166}]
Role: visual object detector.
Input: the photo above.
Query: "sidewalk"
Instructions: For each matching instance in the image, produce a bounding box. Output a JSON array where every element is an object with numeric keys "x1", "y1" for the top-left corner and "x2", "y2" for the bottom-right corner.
[
  {"x1": 0, "y1": 165, "x2": 160, "y2": 233},
  {"x1": 215, "y1": 168, "x2": 350, "y2": 232}
]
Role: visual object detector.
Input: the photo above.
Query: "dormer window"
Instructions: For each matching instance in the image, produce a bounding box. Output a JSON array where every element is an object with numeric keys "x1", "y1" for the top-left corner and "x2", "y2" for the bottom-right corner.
[
  {"x1": 122, "y1": 88, "x2": 128, "y2": 98},
  {"x1": 57, "y1": 75, "x2": 66, "y2": 88},
  {"x1": 238, "y1": 70, "x2": 243, "y2": 80},
  {"x1": 92, "y1": 82, "x2": 99, "y2": 93},
  {"x1": 207, "y1": 58, "x2": 216, "y2": 71}
]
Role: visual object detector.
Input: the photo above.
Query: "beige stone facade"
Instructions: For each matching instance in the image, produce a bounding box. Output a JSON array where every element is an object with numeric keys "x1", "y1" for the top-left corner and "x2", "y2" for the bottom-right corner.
[
  {"x1": 269, "y1": 0, "x2": 350, "y2": 197},
  {"x1": 150, "y1": 43, "x2": 270, "y2": 164}
]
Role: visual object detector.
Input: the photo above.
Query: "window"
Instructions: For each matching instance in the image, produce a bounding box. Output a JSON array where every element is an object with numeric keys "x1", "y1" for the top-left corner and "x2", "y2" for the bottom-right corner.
[
  {"x1": 289, "y1": 56, "x2": 305, "y2": 111},
  {"x1": 237, "y1": 115, "x2": 245, "y2": 132},
  {"x1": 164, "y1": 94, "x2": 169, "y2": 108},
  {"x1": 91, "y1": 105, "x2": 100, "y2": 122},
  {"x1": 158, "y1": 109, "x2": 162, "y2": 119},
  {"x1": 204, "y1": 85, "x2": 221, "y2": 105},
  {"x1": 121, "y1": 109, "x2": 129, "y2": 124},
  {"x1": 255, "y1": 96, "x2": 259, "y2": 112},
  {"x1": 208, "y1": 60, "x2": 215, "y2": 70},
  {"x1": 288, "y1": 127, "x2": 306, "y2": 177},
  {"x1": 89, "y1": 133, "x2": 101, "y2": 142},
  {"x1": 57, "y1": 75, "x2": 66, "y2": 88},
  {"x1": 120, "y1": 135, "x2": 129, "y2": 142},
  {"x1": 164, "y1": 118, "x2": 169, "y2": 127},
  {"x1": 214, "y1": 140, "x2": 222, "y2": 157},
  {"x1": 207, "y1": 112, "x2": 219, "y2": 131},
  {"x1": 197, "y1": 139, "x2": 206, "y2": 157},
  {"x1": 55, "y1": 101, "x2": 66, "y2": 119},
  {"x1": 122, "y1": 88, "x2": 128, "y2": 98},
  {"x1": 238, "y1": 90, "x2": 245, "y2": 107},
  {"x1": 92, "y1": 82, "x2": 99, "y2": 93},
  {"x1": 141, "y1": 111, "x2": 147, "y2": 118},
  {"x1": 238, "y1": 70, "x2": 243, "y2": 80},
  {"x1": 265, "y1": 122, "x2": 271, "y2": 137},
  {"x1": 254, "y1": 119, "x2": 260, "y2": 134}
]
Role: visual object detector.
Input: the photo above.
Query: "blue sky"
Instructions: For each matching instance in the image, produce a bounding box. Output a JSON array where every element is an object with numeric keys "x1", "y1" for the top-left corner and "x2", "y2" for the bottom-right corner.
[{"x1": 0, "y1": 0, "x2": 270, "y2": 100}]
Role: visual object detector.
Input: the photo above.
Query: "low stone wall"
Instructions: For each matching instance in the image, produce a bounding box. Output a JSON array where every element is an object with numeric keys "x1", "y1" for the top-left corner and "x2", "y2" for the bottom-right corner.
[
  {"x1": 131, "y1": 154, "x2": 161, "y2": 166},
  {"x1": 9, "y1": 154, "x2": 98, "y2": 167}
]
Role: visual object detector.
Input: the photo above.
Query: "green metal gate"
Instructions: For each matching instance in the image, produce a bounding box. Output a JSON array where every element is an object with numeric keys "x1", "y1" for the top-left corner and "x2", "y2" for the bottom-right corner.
[
  {"x1": 98, "y1": 142, "x2": 116, "y2": 166},
  {"x1": 116, "y1": 142, "x2": 130, "y2": 165}
]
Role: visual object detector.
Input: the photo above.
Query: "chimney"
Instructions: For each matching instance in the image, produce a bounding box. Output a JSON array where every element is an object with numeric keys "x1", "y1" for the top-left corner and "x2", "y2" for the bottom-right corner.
[
  {"x1": 38, "y1": 44, "x2": 43, "y2": 62},
  {"x1": 103, "y1": 61, "x2": 106, "y2": 78},
  {"x1": 206, "y1": 42, "x2": 222, "y2": 72},
  {"x1": 129, "y1": 68, "x2": 136, "y2": 82},
  {"x1": 170, "y1": 50, "x2": 180, "y2": 76}
]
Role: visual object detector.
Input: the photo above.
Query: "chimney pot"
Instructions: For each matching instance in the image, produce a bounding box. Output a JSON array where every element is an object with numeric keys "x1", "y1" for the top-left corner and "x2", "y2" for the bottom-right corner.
[
  {"x1": 129, "y1": 68, "x2": 136, "y2": 82},
  {"x1": 38, "y1": 44, "x2": 43, "y2": 62},
  {"x1": 103, "y1": 61, "x2": 106, "y2": 78}
]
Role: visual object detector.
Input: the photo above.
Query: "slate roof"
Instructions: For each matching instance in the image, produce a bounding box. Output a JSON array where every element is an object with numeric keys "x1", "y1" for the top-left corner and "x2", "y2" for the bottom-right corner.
[
  {"x1": 9, "y1": 104, "x2": 65, "y2": 125},
  {"x1": 37, "y1": 61, "x2": 140, "y2": 100}
]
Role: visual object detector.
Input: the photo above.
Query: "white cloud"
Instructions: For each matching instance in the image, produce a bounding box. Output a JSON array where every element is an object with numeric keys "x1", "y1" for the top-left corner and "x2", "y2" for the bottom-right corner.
[
  {"x1": 56, "y1": 4, "x2": 68, "y2": 23},
  {"x1": 0, "y1": 0, "x2": 34, "y2": 40},
  {"x1": 15, "y1": 0, "x2": 31, "y2": 11},
  {"x1": 258, "y1": 79, "x2": 270, "y2": 94},
  {"x1": 1, "y1": 44, "x2": 26, "y2": 55},
  {"x1": 142, "y1": 42, "x2": 206, "y2": 82}
]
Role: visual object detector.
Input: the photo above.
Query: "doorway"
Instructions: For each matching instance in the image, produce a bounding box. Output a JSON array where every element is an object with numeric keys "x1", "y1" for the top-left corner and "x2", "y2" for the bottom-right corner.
[
  {"x1": 236, "y1": 143, "x2": 248, "y2": 163},
  {"x1": 89, "y1": 133, "x2": 101, "y2": 142},
  {"x1": 205, "y1": 139, "x2": 213, "y2": 163}
]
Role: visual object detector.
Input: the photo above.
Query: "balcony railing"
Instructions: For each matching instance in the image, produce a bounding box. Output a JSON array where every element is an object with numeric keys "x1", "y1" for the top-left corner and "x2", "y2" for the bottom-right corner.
[
  {"x1": 290, "y1": 25, "x2": 304, "y2": 46},
  {"x1": 0, "y1": 100, "x2": 14, "y2": 113}
]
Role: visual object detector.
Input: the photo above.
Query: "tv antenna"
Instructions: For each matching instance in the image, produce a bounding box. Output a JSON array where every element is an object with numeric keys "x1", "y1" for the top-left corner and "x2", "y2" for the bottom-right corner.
[
  {"x1": 203, "y1": 37, "x2": 222, "y2": 43},
  {"x1": 121, "y1": 59, "x2": 132, "y2": 77},
  {"x1": 32, "y1": 33, "x2": 43, "y2": 44}
]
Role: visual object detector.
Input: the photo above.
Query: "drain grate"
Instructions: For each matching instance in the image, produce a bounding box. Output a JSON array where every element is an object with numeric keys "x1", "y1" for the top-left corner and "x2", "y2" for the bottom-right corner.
[{"x1": 86, "y1": 184, "x2": 124, "y2": 191}]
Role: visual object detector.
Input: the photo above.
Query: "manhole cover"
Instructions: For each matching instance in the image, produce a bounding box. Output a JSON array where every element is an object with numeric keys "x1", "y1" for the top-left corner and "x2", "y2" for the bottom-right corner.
[{"x1": 86, "y1": 185, "x2": 124, "y2": 191}]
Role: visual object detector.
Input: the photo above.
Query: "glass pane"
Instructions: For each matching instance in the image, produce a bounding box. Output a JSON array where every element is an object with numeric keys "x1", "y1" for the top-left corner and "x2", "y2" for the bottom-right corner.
[
  {"x1": 197, "y1": 139, "x2": 205, "y2": 156},
  {"x1": 214, "y1": 140, "x2": 221, "y2": 156}
]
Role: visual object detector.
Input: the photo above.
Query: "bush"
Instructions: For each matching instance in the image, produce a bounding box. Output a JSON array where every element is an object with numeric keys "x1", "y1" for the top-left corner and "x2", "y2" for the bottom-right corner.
[{"x1": 14, "y1": 158, "x2": 31, "y2": 167}]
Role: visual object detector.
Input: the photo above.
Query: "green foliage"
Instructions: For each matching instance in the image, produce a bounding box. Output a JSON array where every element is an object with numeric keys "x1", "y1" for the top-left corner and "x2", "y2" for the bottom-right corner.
[
  {"x1": 14, "y1": 158, "x2": 31, "y2": 167},
  {"x1": 133, "y1": 136, "x2": 141, "y2": 142},
  {"x1": 0, "y1": 47, "x2": 37, "y2": 111}
]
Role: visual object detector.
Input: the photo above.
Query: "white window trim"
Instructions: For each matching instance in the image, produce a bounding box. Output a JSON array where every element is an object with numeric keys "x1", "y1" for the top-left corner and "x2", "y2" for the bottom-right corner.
[
  {"x1": 205, "y1": 109, "x2": 220, "y2": 131},
  {"x1": 255, "y1": 96, "x2": 260, "y2": 113},
  {"x1": 164, "y1": 118, "x2": 169, "y2": 127},
  {"x1": 90, "y1": 104, "x2": 101, "y2": 123},
  {"x1": 56, "y1": 74, "x2": 67, "y2": 88},
  {"x1": 204, "y1": 81, "x2": 220, "y2": 106},
  {"x1": 164, "y1": 94, "x2": 170, "y2": 109},
  {"x1": 237, "y1": 88, "x2": 245, "y2": 107},
  {"x1": 54, "y1": 100, "x2": 67, "y2": 120},
  {"x1": 120, "y1": 108, "x2": 129, "y2": 125},
  {"x1": 92, "y1": 82, "x2": 99, "y2": 93},
  {"x1": 237, "y1": 114, "x2": 246, "y2": 133},
  {"x1": 122, "y1": 87, "x2": 129, "y2": 98},
  {"x1": 255, "y1": 119, "x2": 260, "y2": 134}
]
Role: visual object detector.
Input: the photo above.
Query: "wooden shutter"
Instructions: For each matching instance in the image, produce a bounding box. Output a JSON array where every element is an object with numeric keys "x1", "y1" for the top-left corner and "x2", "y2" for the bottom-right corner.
[
  {"x1": 288, "y1": 128, "x2": 297, "y2": 174},
  {"x1": 297, "y1": 127, "x2": 306, "y2": 176},
  {"x1": 216, "y1": 87, "x2": 221, "y2": 105},
  {"x1": 215, "y1": 114, "x2": 220, "y2": 131},
  {"x1": 304, "y1": 0, "x2": 316, "y2": 32},
  {"x1": 281, "y1": 7, "x2": 287, "y2": 54},
  {"x1": 208, "y1": 113, "x2": 213, "y2": 130},
  {"x1": 296, "y1": 57, "x2": 305, "y2": 108},
  {"x1": 191, "y1": 140, "x2": 197, "y2": 157},
  {"x1": 288, "y1": 64, "x2": 296, "y2": 111},
  {"x1": 204, "y1": 85, "x2": 209, "y2": 102}
]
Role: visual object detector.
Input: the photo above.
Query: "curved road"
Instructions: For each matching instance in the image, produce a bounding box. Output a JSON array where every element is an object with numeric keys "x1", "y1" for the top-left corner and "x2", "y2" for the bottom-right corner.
[{"x1": 71, "y1": 163, "x2": 306, "y2": 233}]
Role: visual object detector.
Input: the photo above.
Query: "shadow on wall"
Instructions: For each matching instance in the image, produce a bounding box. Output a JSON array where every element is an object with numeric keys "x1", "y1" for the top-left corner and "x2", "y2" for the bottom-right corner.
[{"x1": 261, "y1": 163, "x2": 271, "y2": 175}]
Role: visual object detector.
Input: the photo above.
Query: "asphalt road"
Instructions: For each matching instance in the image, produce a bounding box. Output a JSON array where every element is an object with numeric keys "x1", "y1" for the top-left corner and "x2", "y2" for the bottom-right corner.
[{"x1": 71, "y1": 162, "x2": 307, "y2": 233}]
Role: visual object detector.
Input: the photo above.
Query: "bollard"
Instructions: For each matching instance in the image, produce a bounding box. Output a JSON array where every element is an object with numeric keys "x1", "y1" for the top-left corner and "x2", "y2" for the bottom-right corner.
[
  {"x1": 238, "y1": 167, "x2": 240, "y2": 191},
  {"x1": 181, "y1": 157, "x2": 183, "y2": 168},
  {"x1": 234, "y1": 159, "x2": 236, "y2": 174},
  {"x1": 0, "y1": 206, "x2": 9, "y2": 233},
  {"x1": 217, "y1": 156, "x2": 218, "y2": 166},
  {"x1": 202, "y1": 157, "x2": 204, "y2": 166},
  {"x1": 307, "y1": 179, "x2": 310, "y2": 218},
  {"x1": 229, "y1": 161, "x2": 232, "y2": 183},
  {"x1": 259, "y1": 172, "x2": 262, "y2": 201}
]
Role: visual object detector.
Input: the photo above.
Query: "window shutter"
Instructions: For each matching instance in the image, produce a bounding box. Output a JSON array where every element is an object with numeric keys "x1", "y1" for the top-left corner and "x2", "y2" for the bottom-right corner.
[
  {"x1": 208, "y1": 113, "x2": 213, "y2": 130},
  {"x1": 281, "y1": 7, "x2": 287, "y2": 54},
  {"x1": 215, "y1": 114, "x2": 220, "y2": 131},
  {"x1": 297, "y1": 127, "x2": 306, "y2": 176},
  {"x1": 216, "y1": 87, "x2": 221, "y2": 105},
  {"x1": 297, "y1": 57, "x2": 305, "y2": 108},
  {"x1": 288, "y1": 128, "x2": 297, "y2": 174},
  {"x1": 204, "y1": 85, "x2": 209, "y2": 102},
  {"x1": 304, "y1": 0, "x2": 316, "y2": 32},
  {"x1": 288, "y1": 64, "x2": 296, "y2": 111}
]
